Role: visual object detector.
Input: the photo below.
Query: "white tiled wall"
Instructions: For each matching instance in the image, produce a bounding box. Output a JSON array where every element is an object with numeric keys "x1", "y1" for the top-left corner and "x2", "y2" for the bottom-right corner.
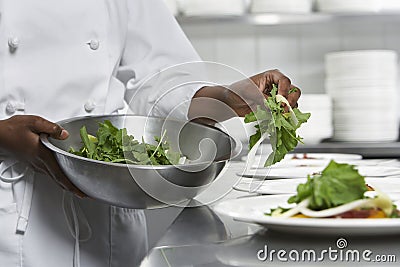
[{"x1": 181, "y1": 16, "x2": 400, "y2": 94}]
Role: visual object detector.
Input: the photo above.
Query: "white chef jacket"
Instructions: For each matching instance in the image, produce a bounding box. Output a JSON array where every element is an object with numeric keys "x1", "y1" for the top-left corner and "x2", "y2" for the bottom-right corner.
[{"x1": 0, "y1": 0, "x2": 203, "y2": 266}]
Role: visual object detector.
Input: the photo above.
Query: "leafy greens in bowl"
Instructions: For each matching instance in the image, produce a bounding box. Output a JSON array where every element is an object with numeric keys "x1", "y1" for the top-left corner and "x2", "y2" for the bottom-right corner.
[
  {"x1": 41, "y1": 115, "x2": 241, "y2": 208},
  {"x1": 69, "y1": 120, "x2": 185, "y2": 166}
]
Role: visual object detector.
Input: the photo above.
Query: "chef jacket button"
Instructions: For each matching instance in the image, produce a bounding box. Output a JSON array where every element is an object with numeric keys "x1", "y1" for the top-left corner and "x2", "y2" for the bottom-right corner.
[
  {"x1": 6, "y1": 101, "x2": 25, "y2": 114},
  {"x1": 8, "y1": 37, "x2": 20, "y2": 49},
  {"x1": 84, "y1": 100, "x2": 96, "y2": 112},
  {"x1": 88, "y1": 39, "x2": 100, "y2": 50},
  {"x1": 6, "y1": 102, "x2": 16, "y2": 114}
]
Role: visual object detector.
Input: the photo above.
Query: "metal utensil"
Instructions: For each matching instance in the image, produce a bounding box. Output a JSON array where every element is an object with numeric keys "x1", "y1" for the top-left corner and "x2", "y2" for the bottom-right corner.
[{"x1": 41, "y1": 115, "x2": 241, "y2": 209}]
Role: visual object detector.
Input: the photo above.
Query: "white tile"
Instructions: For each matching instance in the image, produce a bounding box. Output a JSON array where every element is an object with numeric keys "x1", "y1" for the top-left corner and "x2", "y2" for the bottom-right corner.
[
  {"x1": 181, "y1": 24, "x2": 217, "y2": 62},
  {"x1": 384, "y1": 21, "x2": 400, "y2": 56},
  {"x1": 189, "y1": 37, "x2": 216, "y2": 61},
  {"x1": 299, "y1": 22, "x2": 342, "y2": 94},
  {"x1": 214, "y1": 24, "x2": 258, "y2": 84},
  {"x1": 339, "y1": 18, "x2": 385, "y2": 50},
  {"x1": 180, "y1": 17, "x2": 400, "y2": 111}
]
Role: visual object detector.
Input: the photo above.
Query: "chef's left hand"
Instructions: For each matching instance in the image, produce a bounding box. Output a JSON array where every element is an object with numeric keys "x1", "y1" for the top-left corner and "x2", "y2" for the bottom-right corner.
[
  {"x1": 0, "y1": 115, "x2": 86, "y2": 198},
  {"x1": 190, "y1": 69, "x2": 301, "y2": 121}
]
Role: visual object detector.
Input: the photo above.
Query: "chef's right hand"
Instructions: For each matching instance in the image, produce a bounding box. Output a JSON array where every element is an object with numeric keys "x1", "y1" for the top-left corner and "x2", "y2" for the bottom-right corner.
[{"x1": 0, "y1": 115, "x2": 85, "y2": 197}]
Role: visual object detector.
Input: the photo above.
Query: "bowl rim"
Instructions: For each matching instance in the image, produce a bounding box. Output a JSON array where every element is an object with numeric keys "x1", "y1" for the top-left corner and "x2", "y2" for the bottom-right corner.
[{"x1": 40, "y1": 114, "x2": 242, "y2": 170}]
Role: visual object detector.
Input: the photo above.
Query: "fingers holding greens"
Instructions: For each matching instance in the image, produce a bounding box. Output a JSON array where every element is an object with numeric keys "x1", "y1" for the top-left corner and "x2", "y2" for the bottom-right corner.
[{"x1": 244, "y1": 84, "x2": 311, "y2": 167}]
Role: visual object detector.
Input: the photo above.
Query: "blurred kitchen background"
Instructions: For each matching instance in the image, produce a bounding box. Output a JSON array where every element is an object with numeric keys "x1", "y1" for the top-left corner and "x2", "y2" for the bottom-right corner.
[
  {"x1": 144, "y1": 0, "x2": 400, "y2": 248},
  {"x1": 162, "y1": 0, "x2": 400, "y2": 157}
]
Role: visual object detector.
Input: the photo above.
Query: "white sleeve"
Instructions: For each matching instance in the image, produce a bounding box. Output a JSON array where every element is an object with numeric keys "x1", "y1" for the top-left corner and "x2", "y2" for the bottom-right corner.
[{"x1": 120, "y1": 0, "x2": 206, "y2": 120}]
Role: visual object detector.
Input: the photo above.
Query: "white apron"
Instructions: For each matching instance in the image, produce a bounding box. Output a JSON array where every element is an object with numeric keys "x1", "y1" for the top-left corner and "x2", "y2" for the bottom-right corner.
[{"x1": 0, "y1": 0, "x2": 202, "y2": 266}]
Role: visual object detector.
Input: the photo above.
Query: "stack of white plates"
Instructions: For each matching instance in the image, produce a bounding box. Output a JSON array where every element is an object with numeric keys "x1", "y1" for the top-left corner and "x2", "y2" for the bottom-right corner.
[
  {"x1": 250, "y1": 0, "x2": 313, "y2": 13},
  {"x1": 178, "y1": 0, "x2": 247, "y2": 16},
  {"x1": 297, "y1": 94, "x2": 333, "y2": 144},
  {"x1": 316, "y1": 0, "x2": 383, "y2": 13},
  {"x1": 325, "y1": 50, "x2": 399, "y2": 142}
]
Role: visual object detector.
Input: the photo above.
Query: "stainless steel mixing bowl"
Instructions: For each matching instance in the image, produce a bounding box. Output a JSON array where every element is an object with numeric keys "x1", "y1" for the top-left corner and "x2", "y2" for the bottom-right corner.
[{"x1": 41, "y1": 115, "x2": 241, "y2": 209}]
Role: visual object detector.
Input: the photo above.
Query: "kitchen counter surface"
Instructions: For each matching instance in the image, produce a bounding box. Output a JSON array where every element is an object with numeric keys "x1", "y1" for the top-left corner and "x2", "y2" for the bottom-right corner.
[{"x1": 139, "y1": 161, "x2": 400, "y2": 266}]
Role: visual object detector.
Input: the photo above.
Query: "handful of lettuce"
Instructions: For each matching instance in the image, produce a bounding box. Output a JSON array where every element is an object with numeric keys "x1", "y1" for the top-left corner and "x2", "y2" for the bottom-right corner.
[
  {"x1": 244, "y1": 85, "x2": 311, "y2": 167},
  {"x1": 69, "y1": 120, "x2": 183, "y2": 165}
]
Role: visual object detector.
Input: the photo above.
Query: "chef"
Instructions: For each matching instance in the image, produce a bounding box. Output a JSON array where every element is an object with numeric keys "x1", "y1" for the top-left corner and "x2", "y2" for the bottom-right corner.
[{"x1": 0, "y1": 0, "x2": 301, "y2": 266}]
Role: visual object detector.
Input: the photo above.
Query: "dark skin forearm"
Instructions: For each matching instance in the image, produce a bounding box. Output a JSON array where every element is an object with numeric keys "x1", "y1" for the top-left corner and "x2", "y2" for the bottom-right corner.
[{"x1": 188, "y1": 85, "x2": 233, "y2": 124}]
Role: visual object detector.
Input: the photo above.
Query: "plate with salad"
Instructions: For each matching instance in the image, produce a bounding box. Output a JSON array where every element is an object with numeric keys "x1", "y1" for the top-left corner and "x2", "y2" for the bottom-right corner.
[{"x1": 216, "y1": 161, "x2": 400, "y2": 235}]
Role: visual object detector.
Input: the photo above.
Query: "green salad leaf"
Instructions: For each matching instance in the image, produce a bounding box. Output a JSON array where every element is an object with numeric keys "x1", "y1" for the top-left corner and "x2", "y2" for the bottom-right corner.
[
  {"x1": 69, "y1": 120, "x2": 182, "y2": 165},
  {"x1": 288, "y1": 160, "x2": 369, "y2": 210},
  {"x1": 244, "y1": 85, "x2": 311, "y2": 166}
]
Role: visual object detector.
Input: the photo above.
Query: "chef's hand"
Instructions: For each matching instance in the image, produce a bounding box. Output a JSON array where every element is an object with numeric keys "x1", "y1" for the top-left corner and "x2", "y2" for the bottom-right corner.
[
  {"x1": 189, "y1": 69, "x2": 301, "y2": 121},
  {"x1": 227, "y1": 69, "x2": 301, "y2": 116},
  {"x1": 0, "y1": 115, "x2": 86, "y2": 197}
]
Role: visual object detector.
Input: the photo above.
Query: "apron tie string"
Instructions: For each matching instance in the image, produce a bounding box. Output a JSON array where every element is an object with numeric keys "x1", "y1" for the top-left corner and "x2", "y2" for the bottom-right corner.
[
  {"x1": 0, "y1": 158, "x2": 35, "y2": 234},
  {"x1": 0, "y1": 159, "x2": 29, "y2": 183},
  {"x1": 62, "y1": 191, "x2": 92, "y2": 267}
]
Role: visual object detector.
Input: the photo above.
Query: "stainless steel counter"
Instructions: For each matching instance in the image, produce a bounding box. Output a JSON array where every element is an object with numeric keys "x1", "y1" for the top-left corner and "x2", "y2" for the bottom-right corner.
[
  {"x1": 139, "y1": 161, "x2": 400, "y2": 266},
  {"x1": 140, "y1": 212, "x2": 400, "y2": 266}
]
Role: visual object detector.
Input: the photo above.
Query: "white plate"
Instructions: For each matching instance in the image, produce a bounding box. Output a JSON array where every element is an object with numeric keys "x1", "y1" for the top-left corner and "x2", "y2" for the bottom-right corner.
[
  {"x1": 213, "y1": 195, "x2": 400, "y2": 235},
  {"x1": 240, "y1": 167, "x2": 316, "y2": 179},
  {"x1": 242, "y1": 153, "x2": 363, "y2": 169},
  {"x1": 325, "y1": 50, "x2": 397, "y2": 64},
  {"x1": 325, "y1": 78, "x2": 398, "y2": 88},
  {"x1": 250, "y1": 158, "x2": 392, "y2": 169},
  {"x1": 251, "y1": 158, "x2": 329, "y2": 169},
  {"x1": 251, "y1": 178, "x2": 400, "y2": 195},
  {"x1": 243, "y1": 152, "x2": 363, "y2": 161},
  {"x1": 232, "y1": 178, "x2": 270, "y2": 192},
  {"x1": 333, "y1": 123, "x2": 398, "y2": 130},
  {"x1": 246, "y1": 153, "x2": 362, "y2": 168},
  {"x1": 284, "y1": 153, "x2": 362, "y2": 160},
  {"x1": 240, "y1": 166, "x2": 400, "y2": 179},
  {"x1": 232, "y1": 178, "x2": 305, "y2": 193}
]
